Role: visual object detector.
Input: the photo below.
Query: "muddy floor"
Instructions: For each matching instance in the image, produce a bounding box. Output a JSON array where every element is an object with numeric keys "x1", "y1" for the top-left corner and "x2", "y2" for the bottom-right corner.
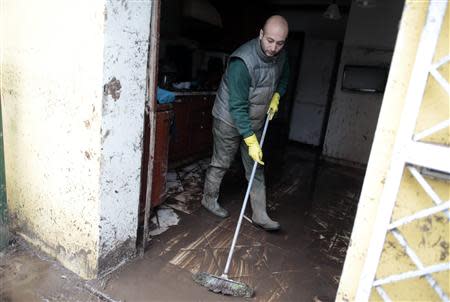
[
  {"x1": 0, "y1": 238, "x2": 101, "y2": 302},
  {"x1": 1, "y1": 143, "x2": 364, "y2": 302}
]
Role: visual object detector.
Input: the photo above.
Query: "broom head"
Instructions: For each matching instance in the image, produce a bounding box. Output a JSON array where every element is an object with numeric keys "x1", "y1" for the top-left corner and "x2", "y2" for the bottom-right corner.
[{"x1": 193, "y1": 272, "x2": 254, "y2": 298}]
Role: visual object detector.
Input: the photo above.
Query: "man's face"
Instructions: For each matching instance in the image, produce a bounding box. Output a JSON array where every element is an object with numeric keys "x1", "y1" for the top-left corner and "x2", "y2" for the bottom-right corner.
[{"x1": 259, "y1": 29, "x2": 287, "y2": 57}]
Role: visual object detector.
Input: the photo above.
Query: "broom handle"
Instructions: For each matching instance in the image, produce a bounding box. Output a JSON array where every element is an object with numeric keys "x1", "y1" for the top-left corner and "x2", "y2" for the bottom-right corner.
[{"x1": 222, "y1": 114, "x2": 270, "y2": 277}]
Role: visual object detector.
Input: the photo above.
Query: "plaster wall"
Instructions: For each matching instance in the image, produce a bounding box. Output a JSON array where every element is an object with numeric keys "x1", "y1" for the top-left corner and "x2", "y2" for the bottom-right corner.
[
  {"x1": 1, "y1": 0, "x2": 105, "y2": 278},
  {"x1": 1, "y1": 0, "x2": 153, "y2": 278},
  {"x1": 98, "y1": 0, "x2": 152, "y2": 273}
]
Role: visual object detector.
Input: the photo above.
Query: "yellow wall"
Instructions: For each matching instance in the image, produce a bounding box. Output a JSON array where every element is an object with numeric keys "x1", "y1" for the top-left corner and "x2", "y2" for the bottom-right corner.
[
  {"x1": 1, "y1": 0, "x2": 105, "y2": 278},
  {"x1": 370, "y1": 4, "x2": 450, "y2": 299},
  {"x1": 369, "y1": 171, "x2": 449, "y2": 300},
  {"x1": 415, "y1": 5, "x2": 450, "y2": 146},
  {"x1": 337, "y1": 1, "x2": 450, "y2": 300}
]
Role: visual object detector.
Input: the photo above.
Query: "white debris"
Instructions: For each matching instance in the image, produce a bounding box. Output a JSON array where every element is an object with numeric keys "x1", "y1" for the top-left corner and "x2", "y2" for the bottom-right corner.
[{"x1": 149, "y1": 207, "x2": 180, "y2": 236}]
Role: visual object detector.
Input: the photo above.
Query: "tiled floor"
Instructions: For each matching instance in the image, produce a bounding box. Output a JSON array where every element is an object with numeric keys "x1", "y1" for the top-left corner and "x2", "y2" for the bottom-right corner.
[{"x1": 1, "y1": 144, "x2": 364, "y2": 302}]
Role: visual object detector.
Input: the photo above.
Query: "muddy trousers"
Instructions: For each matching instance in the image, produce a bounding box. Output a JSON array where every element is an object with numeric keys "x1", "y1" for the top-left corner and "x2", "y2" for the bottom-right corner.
[{"x1": 203, "y1": 118, "x2": 275, "y2": 225}]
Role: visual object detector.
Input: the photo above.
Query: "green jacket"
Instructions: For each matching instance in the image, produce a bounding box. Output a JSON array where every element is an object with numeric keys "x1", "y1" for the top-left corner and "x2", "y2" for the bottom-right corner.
[{"x1": 227, "y1": 58, "x2": 289, "y2": 137}]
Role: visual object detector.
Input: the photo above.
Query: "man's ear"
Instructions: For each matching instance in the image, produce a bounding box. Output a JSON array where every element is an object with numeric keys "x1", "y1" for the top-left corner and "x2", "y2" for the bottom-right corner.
[{"x1": 259, "y1": 29, "x2": 264, "y2": 40}]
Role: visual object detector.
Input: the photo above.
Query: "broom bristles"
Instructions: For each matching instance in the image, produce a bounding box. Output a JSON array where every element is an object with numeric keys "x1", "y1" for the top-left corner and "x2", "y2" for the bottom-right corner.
[{"x1": 193, "y1": 272, "x2": 254, "y2": 298}]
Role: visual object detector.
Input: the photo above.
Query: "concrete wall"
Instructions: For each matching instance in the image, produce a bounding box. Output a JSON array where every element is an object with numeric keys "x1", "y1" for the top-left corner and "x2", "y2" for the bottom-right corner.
[
  {"x1": 98, "y1": 0, "x2": 152, "y2": 273},
  {"x1": 1, "y1": 0, "x2": 152, "y2": 278},
  {"x1": 323, "y1": 0, "x2": 405, "y2": 164}
]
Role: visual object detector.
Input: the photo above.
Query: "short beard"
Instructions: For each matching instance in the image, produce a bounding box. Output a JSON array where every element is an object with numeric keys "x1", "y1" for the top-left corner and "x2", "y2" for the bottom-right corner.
[{"x1": 259, "y1": 40, "x2": 272, "y2": 57}]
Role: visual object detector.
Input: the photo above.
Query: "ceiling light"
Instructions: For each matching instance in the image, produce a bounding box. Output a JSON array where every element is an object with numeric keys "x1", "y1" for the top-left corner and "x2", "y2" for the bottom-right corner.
[
  {"x1": 323, "y1": 2, "x2": 341, "y2": 20},
  {"x1": 356, "y1": 0, "x2": 377, "y2": 8}
]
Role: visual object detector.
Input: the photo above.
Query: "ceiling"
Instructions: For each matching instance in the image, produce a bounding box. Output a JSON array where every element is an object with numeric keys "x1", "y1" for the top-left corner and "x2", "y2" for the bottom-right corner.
[
  {"x1": 209, "y1": 0, "x2": 352, "y2": 10},
  {"x1": 265, "y1": 0, "x2": 352, "y2": 6}
]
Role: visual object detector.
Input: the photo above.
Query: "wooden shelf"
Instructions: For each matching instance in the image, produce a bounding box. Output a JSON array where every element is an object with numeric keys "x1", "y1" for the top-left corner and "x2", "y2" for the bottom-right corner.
[{"x1": 169, "y1": 94, "x2": 215, "y2": 163}]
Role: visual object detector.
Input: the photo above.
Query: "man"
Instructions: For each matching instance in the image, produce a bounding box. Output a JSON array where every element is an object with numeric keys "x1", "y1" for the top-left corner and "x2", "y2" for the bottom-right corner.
[{"x1": 201, "y1": 15, "x2": 289, "y2": 231}]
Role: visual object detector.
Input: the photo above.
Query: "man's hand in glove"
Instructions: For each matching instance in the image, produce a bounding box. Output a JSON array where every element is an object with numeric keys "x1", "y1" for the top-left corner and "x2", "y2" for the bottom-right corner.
[
  {"x1": 267, "y1": 92, "x2": 280, "y2": 120},
  {"x1": 244, "y1": 134, "x2": 264, "y2": 165}
]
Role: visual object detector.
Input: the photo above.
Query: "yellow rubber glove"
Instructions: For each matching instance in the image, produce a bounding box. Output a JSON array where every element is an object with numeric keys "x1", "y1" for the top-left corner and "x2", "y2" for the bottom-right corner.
[
  {"x1": 244, "y1": 134, "x2": 264, "y2": 165},
  {"x1": 267, "y1": 92, "x2": 280, "y2": 120}
]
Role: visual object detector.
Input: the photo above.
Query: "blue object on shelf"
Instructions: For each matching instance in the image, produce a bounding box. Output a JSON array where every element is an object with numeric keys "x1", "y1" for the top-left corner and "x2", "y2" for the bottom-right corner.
[{"x1": 157, "y1": 87, "x2": 175, "y2": 104}]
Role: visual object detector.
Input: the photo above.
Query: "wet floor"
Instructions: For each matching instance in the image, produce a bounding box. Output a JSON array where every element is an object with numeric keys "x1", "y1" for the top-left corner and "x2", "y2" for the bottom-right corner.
[
  {"x1": 0, "y1": 238, "x2": 101, "y2": 302},
  {"x1": 1, "y1": 143, "x2": 364, "y2": 302}
]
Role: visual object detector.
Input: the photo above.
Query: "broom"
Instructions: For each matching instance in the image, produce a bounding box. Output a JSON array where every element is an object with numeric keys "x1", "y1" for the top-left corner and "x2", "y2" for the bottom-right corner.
[{"x1": 193, "y1": 114, "x2": 271, "y2": 298}]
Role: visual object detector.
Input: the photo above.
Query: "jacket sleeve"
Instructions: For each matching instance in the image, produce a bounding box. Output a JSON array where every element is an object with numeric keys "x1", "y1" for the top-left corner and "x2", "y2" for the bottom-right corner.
[{"x1": 227, "y1": 58, "x2": 254, "y2": 138}]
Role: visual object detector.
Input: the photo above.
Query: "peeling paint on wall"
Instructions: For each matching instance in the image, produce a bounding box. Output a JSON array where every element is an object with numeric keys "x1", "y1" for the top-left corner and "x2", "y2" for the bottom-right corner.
[
  {"x1": 103, "y1": 77, "x2": 122, "y2": 101},
  {"x1": 98, "y1": 0, "x2": 152, "y2": 275}
]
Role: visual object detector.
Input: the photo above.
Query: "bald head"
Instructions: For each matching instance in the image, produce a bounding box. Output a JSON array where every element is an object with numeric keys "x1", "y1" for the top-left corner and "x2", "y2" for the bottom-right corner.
[
  {"x1": 259, "y1": 15, "x2": 289, "y2": 57},
  {"x1": 263, "y1": 15, "x2": 289, "y2": 37}
]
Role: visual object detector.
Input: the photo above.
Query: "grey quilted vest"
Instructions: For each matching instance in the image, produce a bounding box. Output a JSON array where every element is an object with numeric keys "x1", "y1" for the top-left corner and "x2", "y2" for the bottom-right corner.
[{"x1": 212, "y1": 38, "x2": 286, "y2": 132}]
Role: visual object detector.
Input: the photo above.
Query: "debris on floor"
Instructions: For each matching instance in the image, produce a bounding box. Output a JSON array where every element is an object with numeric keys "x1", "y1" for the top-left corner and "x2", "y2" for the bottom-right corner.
[
  {"x1": 305, "y1": 168, "x2": 361, "y2": 265},
  {"x1": 165, "y1": 171, "x2": 183, "y2": 195},
  {"x1": 148, "y1": 206, "x2": 180, "y2": 236},
  {"x1": 165, "y1": 158, "x2": 210, "y2": 214}
]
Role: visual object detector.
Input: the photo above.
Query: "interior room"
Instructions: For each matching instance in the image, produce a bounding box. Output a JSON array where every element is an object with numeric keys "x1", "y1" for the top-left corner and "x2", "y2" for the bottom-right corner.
[
  {"x1": 133, "y1": 0, "x2": 406, "y2": 300},
  {"x1": 6, "y1": 0, "x2": 448, "y2": 301}
]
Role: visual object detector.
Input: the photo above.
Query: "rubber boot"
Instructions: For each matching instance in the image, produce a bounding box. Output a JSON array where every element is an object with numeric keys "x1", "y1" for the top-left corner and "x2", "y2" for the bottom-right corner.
[
  {"x1": 201, "y1": 168, "x2": 229, "y2": 218},
  {"x1": 250, "y1": 184, "x2": 280, "y2": 231},
  {"x1": 201, "y1": 195, "x2": 229, "y2": 218}
]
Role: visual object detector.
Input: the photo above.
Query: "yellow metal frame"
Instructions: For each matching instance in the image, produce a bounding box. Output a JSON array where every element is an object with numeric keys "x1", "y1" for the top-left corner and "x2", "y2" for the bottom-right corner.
[{"x1": 337, "y1": 1, "x2": 450, "y2": 301}]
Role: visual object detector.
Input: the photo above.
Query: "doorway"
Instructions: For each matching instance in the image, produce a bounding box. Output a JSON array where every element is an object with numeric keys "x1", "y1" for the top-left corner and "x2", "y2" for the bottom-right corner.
[{"x1": 132, "y1": 0, "x2": 407, "y2": 300}]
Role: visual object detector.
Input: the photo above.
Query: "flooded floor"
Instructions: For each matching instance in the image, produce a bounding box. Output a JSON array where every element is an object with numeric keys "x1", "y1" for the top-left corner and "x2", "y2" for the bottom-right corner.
[{"x1": 1, "y1": 144, "x2": 364, "y2": 302}]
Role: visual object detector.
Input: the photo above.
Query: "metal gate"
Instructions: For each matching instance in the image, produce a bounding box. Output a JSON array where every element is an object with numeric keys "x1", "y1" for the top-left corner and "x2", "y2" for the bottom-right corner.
[{"x1": 356, "y1": 0, "x2": 450, "y2": 300}]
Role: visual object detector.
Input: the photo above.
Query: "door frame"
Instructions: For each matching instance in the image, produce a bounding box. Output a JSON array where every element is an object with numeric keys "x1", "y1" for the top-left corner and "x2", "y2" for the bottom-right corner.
[{"x1": 138, "y1": 0, "x2": 161, "y2": 254}]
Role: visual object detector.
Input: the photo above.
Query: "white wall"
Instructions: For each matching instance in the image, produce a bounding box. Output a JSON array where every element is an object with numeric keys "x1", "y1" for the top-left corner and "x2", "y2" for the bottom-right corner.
[
  {"x1": 1, "y1": 0, "x2": 152, "y2": 279},
  {"x1": 323, "y1": 48, "x2": 393, "y2": 163},
  {"x1": 98, "y1": 0, "x2": 152, "y2": 273},
  {"x1": 323, "y1": 0, "x2": 405, "y2": 164},
  {"x1": 289, "y1": 39, "x2": 338, "y2": 145},
  {"x1": 1, "y1": 0, "x2": 105, "y2": 278},
  {"x1": 280, "y1": 9, "x2": 348, "y2": 144}
]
